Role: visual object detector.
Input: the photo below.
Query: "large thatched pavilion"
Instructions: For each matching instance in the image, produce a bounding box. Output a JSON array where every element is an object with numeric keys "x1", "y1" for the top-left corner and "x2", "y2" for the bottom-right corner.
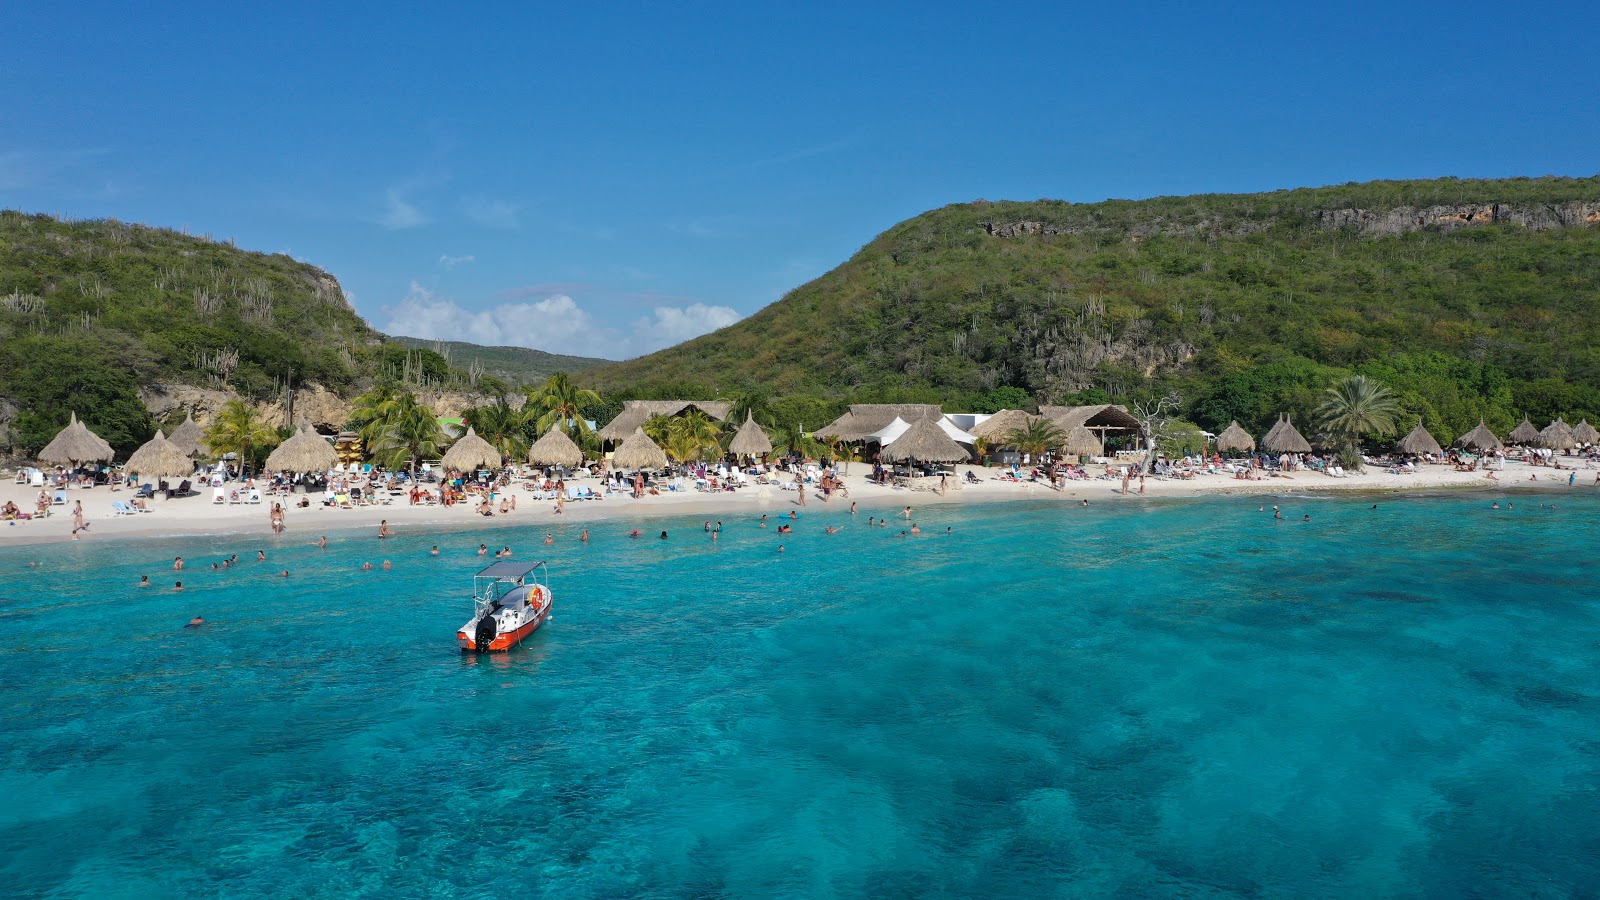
[
  {"x1": 37, "y1": 413, "x2": 115, "y2": 467},
  {"x1": 813, "y1": 404, "x2": 945, "y2": 442},
  {"x1": 1038, "y1": 405, "x2": 1142, "y2": 448},
  {"x1": 597, "y1": 401, "x2": 732, "y2": 446}
]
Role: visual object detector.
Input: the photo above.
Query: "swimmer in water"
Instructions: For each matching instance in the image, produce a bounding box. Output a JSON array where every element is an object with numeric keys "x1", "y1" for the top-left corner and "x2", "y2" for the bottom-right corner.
[
  {"x1": 910, "y1": 524, "x2": 921, "y2": 534},
  {"x1": 317, "y1": 536, "x2": 326, "y2": 549},
  {"x1": 279, "y1": 570, "x2": 290, "y2": 577},
  {"x1": 138, "y1": 575, "x2": 150, "y2": 587},
  {"x1": 381, "y1": 560, "x2": 392, "y2": 570},
  {"x1": 628, "y1": 529, "x2": 641, "y2": 538},
  {"x1": 659, "y1": 531, "x2": 668, "y2": 540},
  {"x1": 173, "y1": 556, "x2": 184, "y2": 571},
  {"x1": 430, "y1": 545, "x2": 440, "y2": 555},
  {"x1": 478, "y1": 543, "x2": 488, "y2": 556},
  {"x1": 257, "y1": 550, "x2": 266, "y2": 561},
  {"x1": 580, "y1": 529, "x2": 589, "y2": 542},
  {"x1": 361, "y1": 562, "x2": 373, "y2": 570},
  {"x1": 544, "y1": 533, "x2": 554, "y2": 545},
  {"x1": 174, "y1": 581, "x2": 184, "y2": 591},
  {"x1": 185, "y1": 616, "x2": 203, "y2": 627}
]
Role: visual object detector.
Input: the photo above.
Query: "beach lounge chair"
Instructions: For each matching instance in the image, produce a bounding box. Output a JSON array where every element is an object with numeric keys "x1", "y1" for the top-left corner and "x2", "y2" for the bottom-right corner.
[
  {"x1": 213, "y1": 487, "x2": 227, "y2": 504},
  {"x1": 136, "y1": 484, "x2": 155, "y2": 500},
  {"x1": 247, "y1": 488, "x2": 262, "y2": 503},
  {"x1": 52, "y1": 490, "x2": 67, "y2": 506},
  {"x1": 112, "y1": 500, "x2": 136, "y2": 516}
]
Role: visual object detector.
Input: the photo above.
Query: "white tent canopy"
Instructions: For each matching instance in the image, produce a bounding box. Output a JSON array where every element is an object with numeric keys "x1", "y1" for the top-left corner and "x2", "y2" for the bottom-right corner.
[{"x1": 866, "y1": 416, "x2": 976, "y2": 446}]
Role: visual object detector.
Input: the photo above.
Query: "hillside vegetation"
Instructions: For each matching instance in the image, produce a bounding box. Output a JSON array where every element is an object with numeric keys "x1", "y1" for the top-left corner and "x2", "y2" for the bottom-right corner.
[
  {"x1": 388, "y1": 336, "x2": 607, "y2": 386},
  {"x1": 587, "y1": 176, "x2": 1600, "y2": 442}
]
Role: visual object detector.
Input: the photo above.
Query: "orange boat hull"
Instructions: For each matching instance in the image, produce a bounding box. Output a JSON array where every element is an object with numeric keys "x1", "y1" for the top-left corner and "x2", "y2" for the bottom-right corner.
[{"x1": 457, "y1": 605, "x2": 549, "y2": 651}]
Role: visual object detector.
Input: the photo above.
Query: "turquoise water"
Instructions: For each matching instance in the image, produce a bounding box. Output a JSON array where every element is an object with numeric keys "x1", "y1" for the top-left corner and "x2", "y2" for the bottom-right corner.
[{"x1": 3, "y1": 493, "x2": 1599, "y2": 898}]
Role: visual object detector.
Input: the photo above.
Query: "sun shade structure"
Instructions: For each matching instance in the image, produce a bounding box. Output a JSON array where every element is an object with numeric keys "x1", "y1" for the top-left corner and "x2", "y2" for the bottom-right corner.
[
  {"x1": 966, "y1": 409, "x2": 1041, "y2": 442},
  {"x1": 1453, "y1": 420, "x2": 1504, "y2": 451},
  {"x1": 1539, "y1": 418, "x2": 1576, "y2": 451},
  {"x1": 1572, "y1": 419, "x2": 1599, "y2": 445},
  {"x1": 726, "y1": 413, "x2": 773, "y2": 457},
  {"x1": 167, "y1": 413, "x2": 206, "y2": 457},
  {"x1": 1509, "y1": 416, "x2": 1542, "y2": 445},
  {"x1": 1396, "y1": 420, "x2": 1444, "y2": 456},
  {"x1": 440, "y1": 426, "x2": 502, "y2": 472},
  {"x1": 597, "y1": 400, "x2": 733, "y2": 442},
  {"x1": 1059, "y1": 425, "x2": 1105, "y2": 457},
  {"x1": 37, "y1": 412, "x2": 115, "y2": 465},
  {"x1": 879, "y1": 417, "x2": 970, "y2": 464},
  {"x1": 124, "y1": 430, "x2": 196, "y2": 479},
  {"x1": 1214, "y1": 420, "x2": 1256, "y2": 454},
  {"x1": 1260, "y1": 414, "x2": 1313, "y2": 454},
  {"x1": 814, "y1": 404, "x2": 945, "y2": 442},
  {"x1": 611, "y1": 428, "x2": 670, "y2": 471},
  {"x1": 265, "y1": 423, "x2": 338, "y2": 474},
  {"x1": 526, "y1": 427, "x2": 585, "y2": 468}
]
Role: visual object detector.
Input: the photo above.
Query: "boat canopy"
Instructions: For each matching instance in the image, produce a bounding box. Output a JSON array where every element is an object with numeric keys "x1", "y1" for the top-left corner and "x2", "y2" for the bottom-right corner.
[{"x1": 476, "y1": 560, "x2": 544, "y2": 580}]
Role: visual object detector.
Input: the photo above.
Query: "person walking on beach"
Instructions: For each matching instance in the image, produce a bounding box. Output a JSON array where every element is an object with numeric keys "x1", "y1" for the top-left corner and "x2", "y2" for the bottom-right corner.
[
  {"x1": 795, "y1": 472, "x2": 806, "y2": 506},
  {"x1": 940, "y1": 473, "x2": 948, "y2": 496}
]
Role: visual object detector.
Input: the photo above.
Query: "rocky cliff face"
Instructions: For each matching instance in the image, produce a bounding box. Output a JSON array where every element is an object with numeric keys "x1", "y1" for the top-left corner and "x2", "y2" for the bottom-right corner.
[{"x1": 139, "y1": 383, "x2": 510, "y2": 433}]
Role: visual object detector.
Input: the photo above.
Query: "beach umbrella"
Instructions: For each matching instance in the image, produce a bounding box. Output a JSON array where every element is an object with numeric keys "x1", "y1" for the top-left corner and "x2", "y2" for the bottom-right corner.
[
  {"x1": 1509, "y1": 416, "x2": 1541, "y2": 445},
  {"x1": 440, "y1": 426, "x2": 502, "y2": 472},
  {"x1": 1572, "y1": 419, "x2": 1599, "y2": 445},
  {"x1": 1395, "y1": 420, "x2": 1444, "y2": 457},
  {"x1": 1539, "y1": 419, "x2": 1576, "y2": 451},
  {"x1": 167, "y1": 413, "x2": 206, "y2": 457},
  {"x1": 726, "y1": 412, "x2": 773, "y2": 458},
  {"x1": 1059, "y1": 424, "x2": 1104, "y2": 458},
  {"x1": 1453, "y1": 420, "x2": 1503, "y2": 452},
  {"x1": 880, "y1": 417, "x2": 969, "y2": 464},
  {"x1": 526, "y1": 426, "x2": 585, "y2": 468},
  {"x1": 1261, "y1": 414, "x2": 1313, "y2": 454},
  {"x1": 37, "y1": 412, "x2": 115, "y2": 465},
  {"x1": 1214, "y1": 420, "x2": 1256, "y2": 454},
  {"x1": 124, "y1": 430, "x2": 196, "y2": 479},
  {"x1": 265, "y1": 423, "x2": 338, "y2": 474},
  {"x1": 611, "y1": 427, "x2": 669, "y2": 471}
]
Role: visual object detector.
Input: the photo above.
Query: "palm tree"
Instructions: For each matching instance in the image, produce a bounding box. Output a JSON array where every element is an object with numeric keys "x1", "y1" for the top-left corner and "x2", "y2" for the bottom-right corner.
[
  {"x1": 204, "y1": 399, "x2": 279, "y2": 477},
  {"x1": 461, "y1": 399, "x2": 529, "y2": 461},
  {"x1": 725, "y1": 388, "x2": 773, "y2": 428},
  {"x1": 674, "y1": 410, "x2": 724, "y2": 460},
  {"x1": 1004, "y1": 418, "x2": 1067, "y2": 458},
  {"x1": 662, "y1": 430, "x2": 703, "y2": 464},
  {"x1": 1314, "y1": 375, "x2": 1400, "y2": 455},
  {"x1": 526, "y1": 373, "x2": 601, "y2": 440},
  {"x1": 348, "y1": 382, "x2": 402, "y2": 446},
  {"x1": 770, "y1": 421, "x2": 823, "y2": 460},
  {"x1": 366, "y1": 391, "x2": 445, "y2": 477}
]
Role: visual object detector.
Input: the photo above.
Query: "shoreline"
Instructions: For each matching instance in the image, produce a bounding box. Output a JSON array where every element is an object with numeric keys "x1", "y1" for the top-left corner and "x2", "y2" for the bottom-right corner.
[{"x1": 1, "y1": 460, "x2": 1590, "y2": 549}]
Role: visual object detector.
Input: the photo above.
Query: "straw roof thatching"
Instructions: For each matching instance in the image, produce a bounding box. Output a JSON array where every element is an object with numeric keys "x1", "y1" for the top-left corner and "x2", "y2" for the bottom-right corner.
[
  {"x1": 1214, "y1": 420, "x2": 1256, "y2": 454},
  {"x1": 727, "y1": 413, "x2": 773, "y2": 457},
  {"x1": 597, "y1": 400, "x2": 733, "y2": 442},
  {"x1": 124, "y1": 430, "x2": 196, "y2": 479},
  {"x1": 1573, "y1": 419, "x2": 1599, "y2": 445},
  {"x1": 1039, "y1": 404, "x2": 1142, "y2": 433},
  {"x1": 966, "y1": 409, "x2": 1041, "y2": 442},
  {"x1": 1453, "y1": 420, "x2": 1504, "y2": 451},
  {"x1": 1059, "y1": 425, "x2": 1104, "y2": 457},
  {"x1": 1509, "y1": 416, "x2": 1542, "y2": 445},
  {"x1": 265, "y1": 423, "x2": 338, "y2": 474},
  {"x1": 37, "y1": 412, "x2": 115, "y2": 464},
  {"x1": 166, "y1": 414, "x2": 205, "y2": 457},
  {"x1": 526, "y1": 427, "x2": 585, "y2": 468},
  {"x1": 880, "y1": 417, "x2": 970, "y2": 464},
  {"x1": 1539, "y1": 418, "x2": 1576, "y2": 451},
  {"x1": 1261, "y1": 414, "x2": 1313, "y2": 454},
  {"x1": 814, "y1": 404, "x2": 944, "y2": 442},
  {"x1": 440, "y1": 426, "x2": 503, "y2": 471},
  {"x1": 1396, "y1": 420, "x2": 1444, "y2": 457},
  {"x1": 611, "y1": 428, "x2": 669, "y2": 470}
]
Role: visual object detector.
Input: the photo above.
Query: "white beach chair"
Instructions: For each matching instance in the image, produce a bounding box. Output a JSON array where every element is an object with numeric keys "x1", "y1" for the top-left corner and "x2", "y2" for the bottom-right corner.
[
  {"x1": 247, "y1": 488, "x2": 262, "y2": 503},
  {"x1": 111, "y1": 501, "x2": 136, "y2": 516},
  {"x1": 212, "y1": 487, "x2": 226, "y2": 504}
]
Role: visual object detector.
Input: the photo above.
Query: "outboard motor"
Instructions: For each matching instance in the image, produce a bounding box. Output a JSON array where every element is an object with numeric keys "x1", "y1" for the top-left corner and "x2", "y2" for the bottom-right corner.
[{"x1": 473, "y1": 611, "x2": 498, "y2": 651}]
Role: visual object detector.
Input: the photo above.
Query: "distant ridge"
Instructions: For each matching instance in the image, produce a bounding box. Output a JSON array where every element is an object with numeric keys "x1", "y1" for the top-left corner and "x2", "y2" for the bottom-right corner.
[{"x1": 387, "y1": 336, "x2": 608, "y2": 386}]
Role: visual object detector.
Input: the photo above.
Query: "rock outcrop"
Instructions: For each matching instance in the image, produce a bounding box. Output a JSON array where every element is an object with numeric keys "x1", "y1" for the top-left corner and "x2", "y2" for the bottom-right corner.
[{"x1": 139, "y1": 382, "x2": 510, "y2": 433}]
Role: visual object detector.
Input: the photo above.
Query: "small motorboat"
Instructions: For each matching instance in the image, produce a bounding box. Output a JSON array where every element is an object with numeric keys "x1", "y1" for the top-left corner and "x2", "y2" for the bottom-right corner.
[{"x1": 457, "y1": 560, "x2": 552, "y2": 652}]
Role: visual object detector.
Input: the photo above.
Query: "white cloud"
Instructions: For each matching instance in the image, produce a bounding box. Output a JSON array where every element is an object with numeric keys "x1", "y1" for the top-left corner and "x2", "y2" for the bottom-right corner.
[
  {"x1": 382, "y1": 283, "x2": 743, "y2": 360},
  {"x1": 463, "y1": 197, "x2": 519, "y2": 229},
  {"x1": 381, "y1": 187, "x2": 428, "y2": 229},
  {"x1": 439, "y1": 254, "x2": 475, "y2": 269}
]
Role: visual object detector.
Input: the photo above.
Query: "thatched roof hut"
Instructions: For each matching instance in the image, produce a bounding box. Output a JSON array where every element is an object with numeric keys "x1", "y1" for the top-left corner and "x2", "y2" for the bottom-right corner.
[
  {"x1": 37, "y1": 412, "x2": 115, "y2": 465},
  {"x1": 1261, "y1": 414, "x2": 1313, "y2": 454},
  {"x1": 527, "y1": 427, "x2": 585, "y2": 468},
  {"x1": 1396, "y1": 420, "x2": 1444, "y2": 457},
  {"x1": 611, "y1": 428, "x2": 669, "y2": 470},
  {"x1": 967, "y1": 409, "x2": 1040, "y2": 442},
  {"x1": 814, "y1": 404, "x2": 944, "y2": 442},
  {"x1": 265, "y1": 424, "x2": 337, "y2": 474},
  {"x1": 1573, "y1": 419, "x2": 1599, "y2": 445},
  {"x1": 1453, "y1": 420, "x2": 1503, "y2": 452},
  {"x1": 880, "y1": 417, "x2": 969, "y2": 464},
  {"x1": 1214, "y1": 421, "x2": 1256, "y2": 454},
  {"x1": 1539, "y1": 418, "x2": 1576, "y2": 451},
  {"x1": 1059, "y1": 424, "x2": 1104, "y2": 457},
  {"x1": 727, "y1": 413, "x2": 773, "y2": 457},
  {"x1": 1509, "y1": 416, "x2": 1542, "y2": 445},
  {"x1": 167, "y1": 414, "x2": 206, "y2": 457},
  {"x1": 1038, "y1": 404, "x2": 1142, "y2": 435},
  {"x1": 597, "y1": 400, "x2": 733, "y2": 442},
  {"x1": 124, "y1": 431, "x2": 195, "y2": 479},
  {"x1": 440, "y1": 426, "x2": 502, "y2": 472}
]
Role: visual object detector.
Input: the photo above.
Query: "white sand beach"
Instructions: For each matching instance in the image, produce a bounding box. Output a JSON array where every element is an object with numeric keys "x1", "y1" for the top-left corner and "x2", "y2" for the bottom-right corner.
[{"x1": 3, "y1": 459, "x2": 1592, "y2": 548}]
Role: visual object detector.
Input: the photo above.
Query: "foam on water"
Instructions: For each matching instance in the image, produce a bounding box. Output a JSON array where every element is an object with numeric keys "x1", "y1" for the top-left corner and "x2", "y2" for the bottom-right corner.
[{"x1": 2, "y1": 493, "x2": 1598, "y2": 897}]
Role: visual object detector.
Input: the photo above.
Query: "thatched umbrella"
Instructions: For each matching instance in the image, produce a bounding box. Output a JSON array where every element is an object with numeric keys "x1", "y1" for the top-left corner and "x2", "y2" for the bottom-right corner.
[
  {"x1": 1396, "y1": 420, "x2": 1444, "y2": 457},
  {"x1": 38, "y1": 412, "x2": 115, "y2": 465},
  {"x1": 880, "y1": 417, "x2": 969, "y2": 464},
  {"x1": 1539, "y1": 419, "x2": 1576, "y2": 451},
  {"x1": 167, "y1": 413, "x2": 205, "y2": 457},
  {"x1": 727, "y1": 412, "x2": 773, "y2": 458},
  {"x1": 1059, "y1": 424, "x2": 1104, "y2": 458},
  {"x1": 265, "y1": 424, "x2": 337, "y2": 474},
  {"x1": 612, "y1": 428, "x2": 669, "y2": 471},
  {"x1": 527, "y1": 427, "x2": 585, "y2": 468},
  {"x1": 1214, "y1": 420, "x2": 1256, "y2": 454},
  {"x1": 440, "y1": 426, "x2": 502, "y2": 472},
  {"x1": 968, "y1": 409, "x2": 1039, "y2": 442},
  {"x1": 1509, "y1": 416, "x2": 1541, "y2": 445},
  {"x1": 1453, "y1": 420, "x2": 1503, "y2": 452},
  {"x1": 124, "y1": 430, "x2": 196, "y2": 479},
  {"x1": 1572, "y1": 419, "x2": 1599, "y2": 445},
  {"x1": 1261, "y1": 414, "x2": 1313, "y2": 454}
]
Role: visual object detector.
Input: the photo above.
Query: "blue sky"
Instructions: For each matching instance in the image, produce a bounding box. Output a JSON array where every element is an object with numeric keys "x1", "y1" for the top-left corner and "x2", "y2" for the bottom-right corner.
[{"x1": 4, "y1": 3, "x2": 1597, "y2": 360}]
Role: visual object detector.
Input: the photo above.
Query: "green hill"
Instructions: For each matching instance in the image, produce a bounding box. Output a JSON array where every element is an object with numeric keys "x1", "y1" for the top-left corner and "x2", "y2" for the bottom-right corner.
[
  {"x1": 387, "y1": 336, "x2": 607, "y2": 386},
  {"x1": 586, "y1": 175, "x2": 1600, "y2": 441}
]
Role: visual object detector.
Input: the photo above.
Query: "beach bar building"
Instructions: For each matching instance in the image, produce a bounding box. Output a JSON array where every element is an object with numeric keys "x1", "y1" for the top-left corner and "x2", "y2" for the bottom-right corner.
[
  {"x1": 597, "y1": 401, "x2": 732, "y2": 451},
  {"x1": 1038, "y1": 405, "x2": 1142, "y2": 451}
]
